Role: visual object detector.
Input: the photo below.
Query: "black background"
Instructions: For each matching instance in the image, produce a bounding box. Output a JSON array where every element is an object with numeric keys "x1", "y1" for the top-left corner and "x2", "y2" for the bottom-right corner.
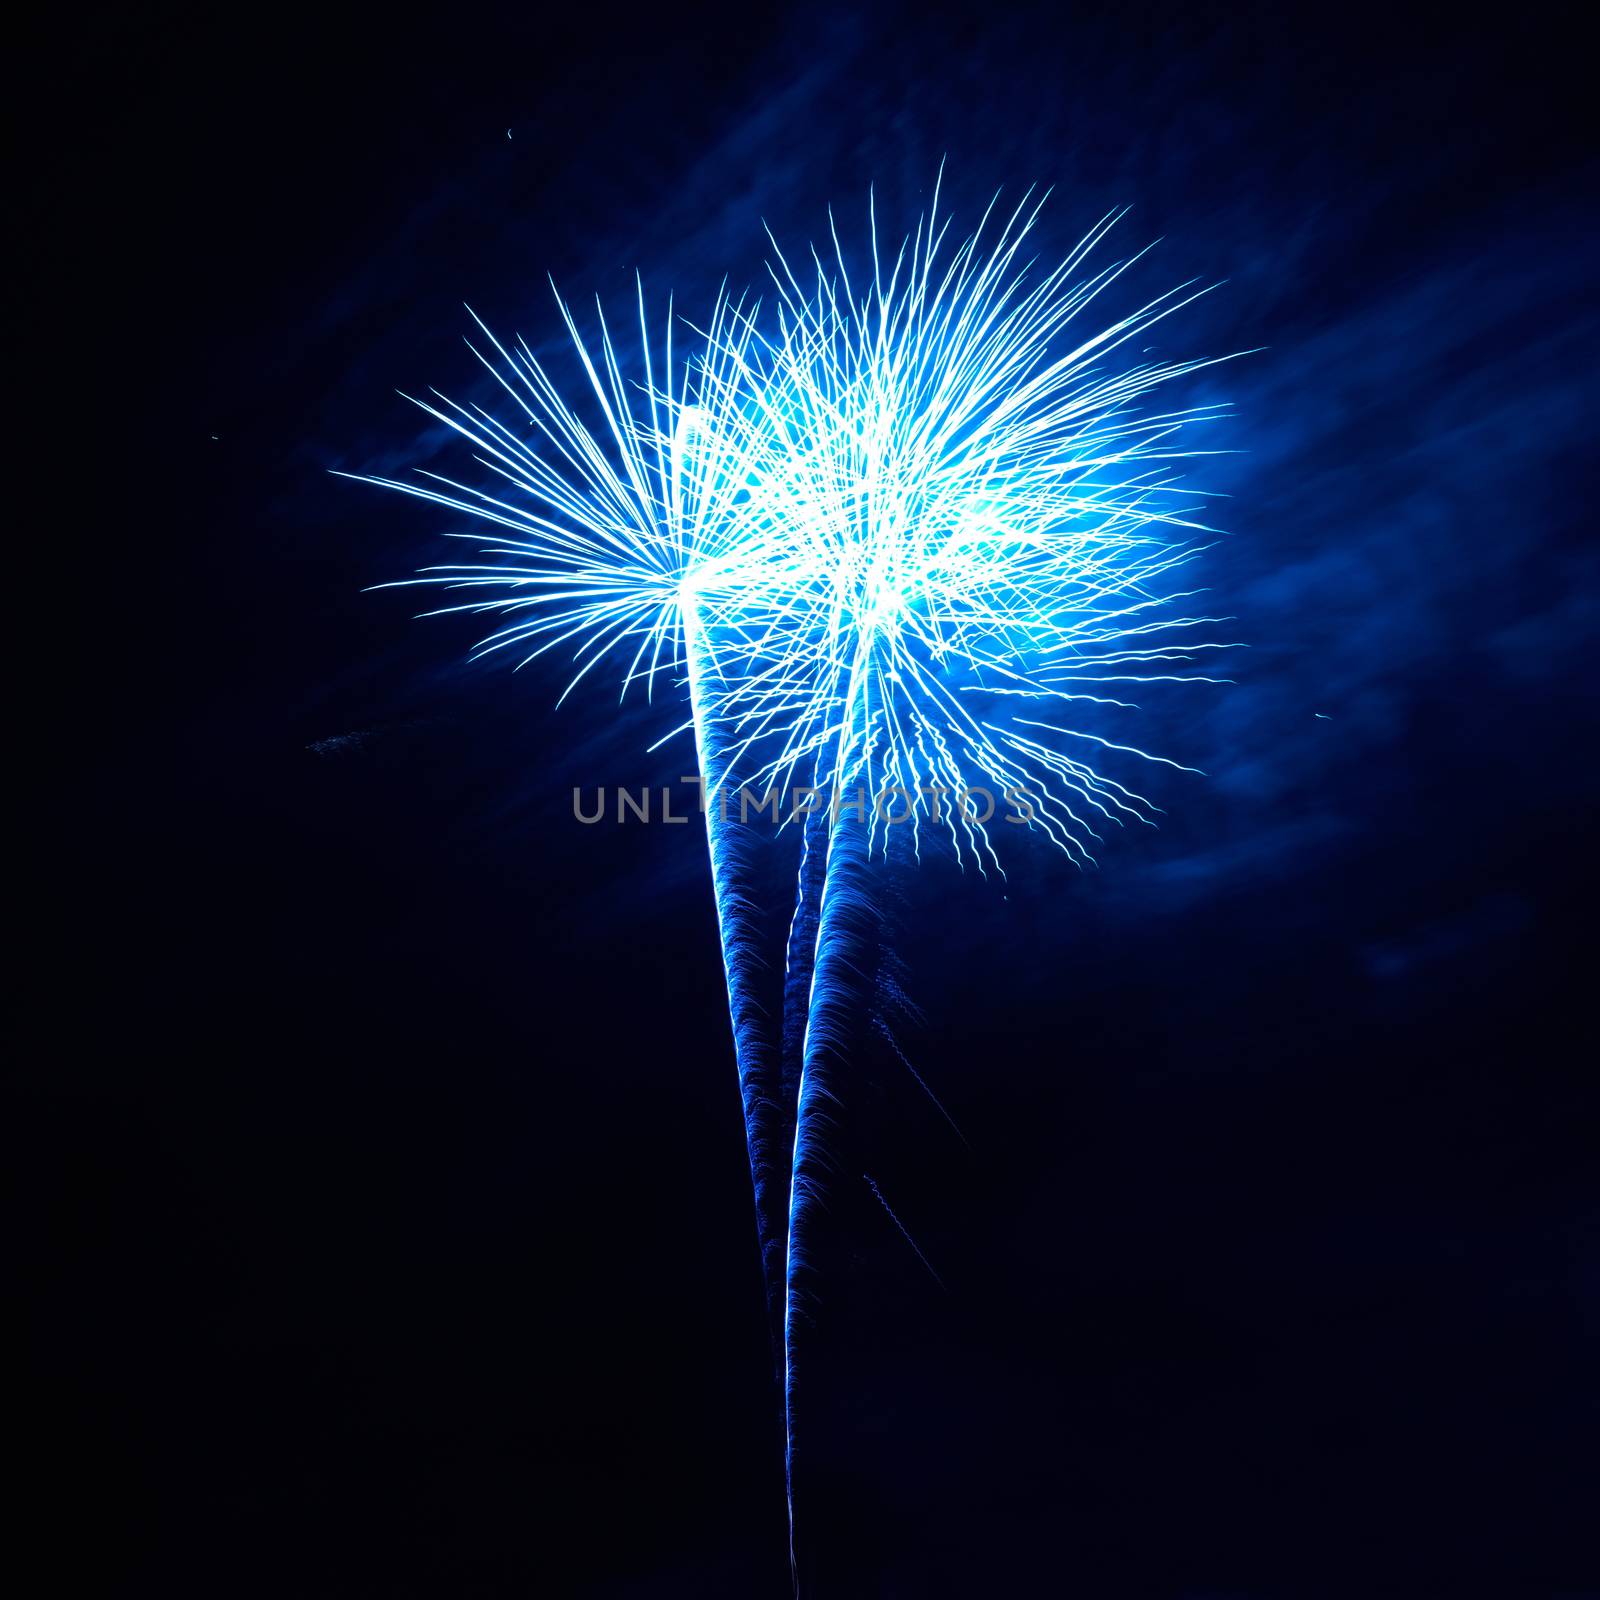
[{"x1": 22, "y1": 2, "x2": 1599, "y2": 1594}]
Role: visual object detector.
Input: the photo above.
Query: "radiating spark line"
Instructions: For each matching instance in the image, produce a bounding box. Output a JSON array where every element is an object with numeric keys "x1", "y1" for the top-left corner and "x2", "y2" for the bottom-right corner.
[
  {"x1": 874, "y1": 1017, "x2": 969, "y2": 1149},
  {"x1": 863, "y1": 1172, "x2": 947, "y2": 1291}
]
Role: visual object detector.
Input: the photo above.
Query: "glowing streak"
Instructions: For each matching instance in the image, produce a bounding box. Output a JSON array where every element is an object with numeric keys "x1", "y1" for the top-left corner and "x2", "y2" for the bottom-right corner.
[
  {"x1": 684, "y1": 601, "x2": 787, "y2": 1359},
  {"x1": 863, "y1": 1172, "x2": 947, "y2": 1291},
  {"x1": 874, "y1": 1017, "x2": 969, "y2": 1149},
  {"x1": 785, "y1": 734, "x2": 872, "y2": 1589}
]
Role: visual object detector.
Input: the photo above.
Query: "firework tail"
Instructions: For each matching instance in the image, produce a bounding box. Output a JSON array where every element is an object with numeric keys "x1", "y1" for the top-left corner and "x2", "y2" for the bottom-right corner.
[
  {"x1": 681, "y1": 599, "x2": 793, "y2": 1373},
  {"x1": 781, "y1": 669, "x2": 883, "y2": 1593},
  {"x1": 780, "y1": 760, "x2": 829, "y2": 1106}
]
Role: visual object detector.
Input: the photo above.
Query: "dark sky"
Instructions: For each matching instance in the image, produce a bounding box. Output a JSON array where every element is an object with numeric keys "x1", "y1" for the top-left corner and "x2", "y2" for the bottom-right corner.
[{"x1": 26, "y1": 2, "x2": 1598, "y2": 1595}]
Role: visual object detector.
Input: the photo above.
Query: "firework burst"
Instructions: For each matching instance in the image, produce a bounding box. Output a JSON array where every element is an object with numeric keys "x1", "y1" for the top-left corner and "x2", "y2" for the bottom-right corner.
[{"x1": 352, "y1": 179, "x2": 1242, "y2": 1593}]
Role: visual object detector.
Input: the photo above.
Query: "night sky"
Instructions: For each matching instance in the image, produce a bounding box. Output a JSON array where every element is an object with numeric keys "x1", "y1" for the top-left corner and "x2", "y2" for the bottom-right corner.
[{"x1": 28, "y1": 3, "x2": 1598, "y2": 1594}]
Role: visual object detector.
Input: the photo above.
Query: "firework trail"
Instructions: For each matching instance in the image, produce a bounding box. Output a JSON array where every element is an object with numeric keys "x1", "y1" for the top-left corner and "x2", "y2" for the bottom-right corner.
[
  {"x1": 873, "y1": 1015, "x2": 969, "y2": 1150},
  {"x1": 682, "y1": 601, "x2": 790, "y2": 1353},
  {"x1": 863, "y1": 1172, "x2": 948, "y2": 1291}
]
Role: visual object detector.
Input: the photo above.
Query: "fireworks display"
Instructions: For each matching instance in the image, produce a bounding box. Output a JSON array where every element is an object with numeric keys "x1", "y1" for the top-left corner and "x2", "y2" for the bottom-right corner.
[{"x1": 357, "y1": 177, "x2": 1240, "y2": 1590}]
